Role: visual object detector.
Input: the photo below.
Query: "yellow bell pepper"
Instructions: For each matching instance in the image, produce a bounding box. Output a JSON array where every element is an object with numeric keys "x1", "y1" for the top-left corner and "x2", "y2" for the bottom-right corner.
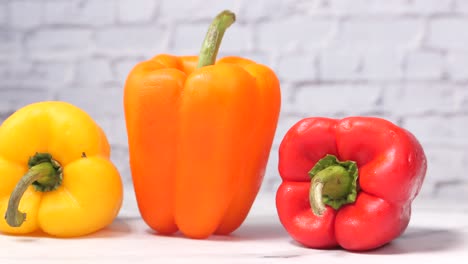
[{"x1": 0, "y1": 101, "x2": 123, "y2": 237}]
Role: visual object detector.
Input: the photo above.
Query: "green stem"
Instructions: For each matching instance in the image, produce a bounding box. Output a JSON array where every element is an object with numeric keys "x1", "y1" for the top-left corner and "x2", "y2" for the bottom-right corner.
[
  {"x1": 308, "y1": 155, "x2": 359, "y2": 217},
  {"x1": 4, "y1": 153, "x2": 62, "y2": 227},
  {"x1": 310, "y1": 181, "x2": 326, "y2": 216},
  {"x1": 309, "y1": 165, "x2": 352, "y2": 216},
  {"x1": 197, "y1": 10, "x2": 236, "y2": 68}
]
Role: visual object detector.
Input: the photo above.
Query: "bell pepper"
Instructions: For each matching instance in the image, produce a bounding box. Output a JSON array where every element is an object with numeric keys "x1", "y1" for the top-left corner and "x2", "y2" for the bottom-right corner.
[
  {"x1": 276, "y1": 117, "x2": 427, "y2": 251},
  {"x1": 0, "y1": 101, "x2": 123, "y2": 237},
  {"x1": 124, "y1": 10, "x2": 281, "y2": 238}
]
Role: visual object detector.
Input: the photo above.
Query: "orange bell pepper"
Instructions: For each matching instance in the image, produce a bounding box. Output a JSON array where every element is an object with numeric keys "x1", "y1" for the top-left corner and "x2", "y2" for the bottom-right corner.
[{"x1": 123, "y1": 10, "x2": 281, "y2": 238}]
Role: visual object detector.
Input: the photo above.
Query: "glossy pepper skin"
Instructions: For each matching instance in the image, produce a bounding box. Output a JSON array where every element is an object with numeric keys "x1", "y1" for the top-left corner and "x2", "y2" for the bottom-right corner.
[
  {"x1": 123, "y1": 11, "x2": 281, "y2": 239},
  {"x1": 276, "y1": 117, "x2": 427, "y2": 251},
  {"x1": 0, "y1": 101, "x2": 123, "y2": 237}
]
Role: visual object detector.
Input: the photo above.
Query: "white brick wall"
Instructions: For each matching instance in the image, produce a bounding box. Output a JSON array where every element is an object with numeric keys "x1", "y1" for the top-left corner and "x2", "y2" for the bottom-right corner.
[
  {"x1": 1, "y1": 0, "x2": 468, "y2": 202},
  {"x1": 118, "y1": 0, "x2": 157, "y2": 23},
  {"x1": 44, "y1": 0, "x2": 116, "y2": 26}
]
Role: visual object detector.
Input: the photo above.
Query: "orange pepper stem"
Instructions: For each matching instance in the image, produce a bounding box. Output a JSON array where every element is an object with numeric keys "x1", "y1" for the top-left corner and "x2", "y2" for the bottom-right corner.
[
  {"x1": 4, "y1": 153, "x2": 62, "y2": 227},
  {"x1": 197, "y1": 10, "x2": 236, "y2": 68}
]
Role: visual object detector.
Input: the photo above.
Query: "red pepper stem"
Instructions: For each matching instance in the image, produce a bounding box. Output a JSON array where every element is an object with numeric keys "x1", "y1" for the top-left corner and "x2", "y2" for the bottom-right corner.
[
  {"x1": 308, "y1": 155, "x2": 358, "y2": 216},
  {"x1": 309, "y1": 165, "x2": 352, "y2": 216},
  {"x1": 197, "y1": 10, "x2": 236, "y2": 68},
  {"x1": 310, "y1": 181, "x2": 326, "y2": 216},
  {"x1": 4, "y1": 153, "x2": 62, "y2": 227}
]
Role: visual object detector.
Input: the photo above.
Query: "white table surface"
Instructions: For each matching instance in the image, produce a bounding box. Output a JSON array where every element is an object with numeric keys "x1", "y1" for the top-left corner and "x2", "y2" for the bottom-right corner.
[{"x1": 1, "y1": 190, "x2": 467, "y2": 264}]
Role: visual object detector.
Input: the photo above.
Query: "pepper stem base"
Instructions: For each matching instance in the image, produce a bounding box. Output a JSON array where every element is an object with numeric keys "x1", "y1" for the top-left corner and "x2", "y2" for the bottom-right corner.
[
  {"x1": 197, "y1": 10, "x2": 236, "y2": 68},
  {"x1": 4, "y1": 153, "x2": 62, "y2": 227},
  {"x1": 308, "y1": 155, "x2": 359, "y2": 216}
]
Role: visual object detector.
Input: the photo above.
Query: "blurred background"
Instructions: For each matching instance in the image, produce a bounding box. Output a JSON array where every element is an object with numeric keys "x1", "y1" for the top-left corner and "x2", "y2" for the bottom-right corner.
[{"x1": 1, "y1": 0, "x2": 467, "y2": 209}]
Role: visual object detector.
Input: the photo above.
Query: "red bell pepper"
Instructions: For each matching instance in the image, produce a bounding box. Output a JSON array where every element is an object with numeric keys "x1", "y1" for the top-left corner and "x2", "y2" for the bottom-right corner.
[{"x1": 276, "y1": 117, "x2": 427, "y2": 251}]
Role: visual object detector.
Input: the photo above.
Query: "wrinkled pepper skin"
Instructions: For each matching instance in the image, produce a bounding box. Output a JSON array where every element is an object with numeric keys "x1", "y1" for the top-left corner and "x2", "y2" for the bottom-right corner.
[
  {"x1": 0, "y1": 101, "x2": 123, "y2": 237},
  {"x1": 276, "y1": 117, "x2": 427, "y2": 251},
  {"x1": 124, "y1": 54, "x2": 281, "y2": 238}
]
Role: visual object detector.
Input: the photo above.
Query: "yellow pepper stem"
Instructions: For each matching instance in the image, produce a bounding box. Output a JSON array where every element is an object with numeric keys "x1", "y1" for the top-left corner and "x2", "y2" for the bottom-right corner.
[
  {"x1": 197, "y1": 10, "x2": 236, "y2": 68},
  {"x1": 4, "y1": 153, "x2": 62, "y2": 227}
]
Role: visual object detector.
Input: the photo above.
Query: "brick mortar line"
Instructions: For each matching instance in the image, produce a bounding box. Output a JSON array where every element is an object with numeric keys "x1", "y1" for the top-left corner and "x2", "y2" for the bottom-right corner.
[
  {"x1": 241, "y1": 12, "x2": 468, "y2": 21},
  {"x1": 10, "y1": 14, "x2": 468, "y2": 30},
  {"x1": 286, "y1": 80, "x2": 468, "y2": 86},
  {"x1": 0, "y1": 78, "x2": 456, "y2": 87}
]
